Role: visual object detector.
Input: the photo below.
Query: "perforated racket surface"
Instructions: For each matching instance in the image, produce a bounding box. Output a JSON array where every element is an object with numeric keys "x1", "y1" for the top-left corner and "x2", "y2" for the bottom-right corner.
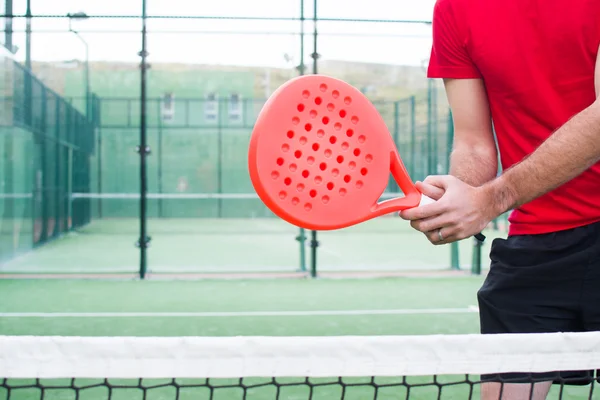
[{"x1": 248, "y1": 75, "x2": 435, "y2": 231}]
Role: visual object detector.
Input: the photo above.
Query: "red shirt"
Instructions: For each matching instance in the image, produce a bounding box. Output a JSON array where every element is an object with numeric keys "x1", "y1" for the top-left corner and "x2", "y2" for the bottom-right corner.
[{"x1": 428, "y1": 0, "x2": 600, "y2": 236}]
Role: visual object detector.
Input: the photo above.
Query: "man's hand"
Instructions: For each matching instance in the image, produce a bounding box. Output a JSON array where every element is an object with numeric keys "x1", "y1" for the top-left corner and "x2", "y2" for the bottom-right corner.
[{"x1": 399, "y1": 176, "x2": 500, "y2": 245}]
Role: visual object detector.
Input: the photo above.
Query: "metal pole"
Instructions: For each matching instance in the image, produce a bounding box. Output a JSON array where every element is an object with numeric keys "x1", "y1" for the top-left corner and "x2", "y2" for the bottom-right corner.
[
  {"x1": 25, "y1": 0, "x2": 31, "y2": 69},
  {"x1": 68, "y1": 16, "x2": 90, "y2": 120},
  {"x1": 97, "y1": 98, "x2": 102, "y2": 217},
  {"x1": 409, "y1": 96, "x2": 416, "y2": 178},
  {"x1": 393, "y1": 101, "x2": 400, "y2": 192},
  {"x1": 298, "y1": 0, "x2": 305, "y2": 76},
  {"x1": 309, "y1": 0, "x2": 319, "y2": 279},
  {"x1": 426, "y1": 80, "x2": 433, "y2": 175},
  {"x1": 85, "y1": 44, "x2": 89, "y2": 119},
  {"x1": 217, "y1": 99, "x2": 223, "y2": 218},
  {"x1": 296, "y1": 0, "x2": 307, "y2": 272},
  {"x1": 447, "y1": 110, "x2": 460, "y2": 270},
  {"x1": 137, "y1": 0, "x2": 150, "y2": 279},
  {"x1": 471, "y1": 237, "x2": 483, "y2": 275},
  {"x1": 4, "y1": 0, "x2": 13, "y2": 52},
  {"x1": 157, "y1": 99, "x2": 163, "y2": 218},
  {"x1": 432, "y1": 81, "x2": 438, "y2": 173}
]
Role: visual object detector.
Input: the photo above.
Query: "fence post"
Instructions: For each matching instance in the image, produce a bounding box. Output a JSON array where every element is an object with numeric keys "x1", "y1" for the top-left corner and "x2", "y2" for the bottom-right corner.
[
  {"x1": 308, "y1": 0, "x2": 320, "y2": 278},
  {"x1": 137, "y1": 0, "x2": 150, "y2": 279},
  {"x1": 446, "y1": 110, "x2": 460, "y2": 270},
  {"x1": 471, "y1": 237, "x2": 483, "y2": 275}
]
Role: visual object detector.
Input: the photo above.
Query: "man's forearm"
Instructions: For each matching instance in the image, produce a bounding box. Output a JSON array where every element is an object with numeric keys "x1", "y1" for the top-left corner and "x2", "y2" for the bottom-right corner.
[
  {"x1": 487, "y1": 100, "x2": 600, "y2": 214},
  {"x1": 449, "y1": 146, "x2": 498, "y2": 187}
]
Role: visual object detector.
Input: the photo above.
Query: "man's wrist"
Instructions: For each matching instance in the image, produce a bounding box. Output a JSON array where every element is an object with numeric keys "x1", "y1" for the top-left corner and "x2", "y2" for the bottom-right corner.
[{"x1": 482, "y1": 175, "x2": 517, "y2": 218}]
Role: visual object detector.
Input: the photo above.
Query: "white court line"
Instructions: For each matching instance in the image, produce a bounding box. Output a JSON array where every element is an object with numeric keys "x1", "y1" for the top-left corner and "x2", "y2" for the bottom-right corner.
[{"x1": 0, "y1": 307, "x2": 479, "y2": 318}]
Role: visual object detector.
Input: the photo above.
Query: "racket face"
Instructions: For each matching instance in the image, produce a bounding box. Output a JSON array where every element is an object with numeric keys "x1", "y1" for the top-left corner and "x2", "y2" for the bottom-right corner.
[{"x1": 248, "y1": 75, "x2": 396, "y2": 230}]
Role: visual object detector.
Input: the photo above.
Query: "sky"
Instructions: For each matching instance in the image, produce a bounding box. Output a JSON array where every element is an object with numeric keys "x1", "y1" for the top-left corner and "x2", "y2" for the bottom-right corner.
[{"x1": 6, "y1": 0, "x2": 437, "y2": 68}]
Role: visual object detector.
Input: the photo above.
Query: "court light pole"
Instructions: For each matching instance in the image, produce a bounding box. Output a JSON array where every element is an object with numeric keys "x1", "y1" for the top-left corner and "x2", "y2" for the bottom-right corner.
[{"x1": 67, "y1": 12, "x2": 90, "y2": 119}]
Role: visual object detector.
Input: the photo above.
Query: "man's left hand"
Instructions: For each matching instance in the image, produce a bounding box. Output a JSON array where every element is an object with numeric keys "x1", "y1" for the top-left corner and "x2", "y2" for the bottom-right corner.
[{"x1": 399, "y1": 175, "x2": 499, "y2": 245}]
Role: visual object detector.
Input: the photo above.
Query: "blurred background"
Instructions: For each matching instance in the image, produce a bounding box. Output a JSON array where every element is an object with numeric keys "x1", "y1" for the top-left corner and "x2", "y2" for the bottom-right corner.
[{"x1": 0, "y1": 0, "x2": 508, "y2": 280}]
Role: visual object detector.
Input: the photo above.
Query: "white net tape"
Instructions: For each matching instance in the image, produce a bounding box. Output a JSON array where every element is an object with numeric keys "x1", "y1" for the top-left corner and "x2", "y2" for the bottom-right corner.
[{"x1": 2, "y1": 332, "x2": 600, "y2": 379}]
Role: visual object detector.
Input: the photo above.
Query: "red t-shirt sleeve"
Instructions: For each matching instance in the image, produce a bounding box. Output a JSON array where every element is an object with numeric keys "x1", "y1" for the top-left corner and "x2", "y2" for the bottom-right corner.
[{"x1": 427, "y1": 0, "x2": 482, "y2": 79}]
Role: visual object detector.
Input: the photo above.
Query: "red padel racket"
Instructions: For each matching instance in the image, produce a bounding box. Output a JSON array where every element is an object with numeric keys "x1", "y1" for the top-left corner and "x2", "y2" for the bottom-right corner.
[{"x1": 248, "y1": 74, "x2": 484, "y2": 240}]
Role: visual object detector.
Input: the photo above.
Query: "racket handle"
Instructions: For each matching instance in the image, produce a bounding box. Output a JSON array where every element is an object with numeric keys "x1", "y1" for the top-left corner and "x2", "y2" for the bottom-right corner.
[{"x1": 418, "y1": 194, "x2": 486, "y2": 242}]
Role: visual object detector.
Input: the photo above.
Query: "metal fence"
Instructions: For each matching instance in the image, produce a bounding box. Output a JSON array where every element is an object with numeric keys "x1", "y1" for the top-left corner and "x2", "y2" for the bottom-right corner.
[{"x1": 0, "y1": 47, "x2": 97, "y2": 263}]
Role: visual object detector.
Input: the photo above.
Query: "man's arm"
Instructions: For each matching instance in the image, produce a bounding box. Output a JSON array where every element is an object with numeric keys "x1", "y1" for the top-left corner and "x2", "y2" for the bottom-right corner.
[
  {"x1": 486, "y1": 45, "x2": 600, "y2": 214},
  {"x1": 444, "y1": 78, "x2": 499, "y2": 187}
]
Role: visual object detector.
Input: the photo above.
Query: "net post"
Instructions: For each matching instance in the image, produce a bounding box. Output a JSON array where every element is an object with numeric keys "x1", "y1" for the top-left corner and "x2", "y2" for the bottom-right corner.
[
  {"x1": 137, "y1": 0, "x2": 150, "y2": 280},
  {"x1": 471, "y1": 235, "x2": 484, "y2": 275}
]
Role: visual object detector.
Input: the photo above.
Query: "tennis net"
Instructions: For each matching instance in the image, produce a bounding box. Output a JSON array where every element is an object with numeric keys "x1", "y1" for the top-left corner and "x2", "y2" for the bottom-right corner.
[{"x1": 2, "y1": 332, "x2": 600, "y2": 399}]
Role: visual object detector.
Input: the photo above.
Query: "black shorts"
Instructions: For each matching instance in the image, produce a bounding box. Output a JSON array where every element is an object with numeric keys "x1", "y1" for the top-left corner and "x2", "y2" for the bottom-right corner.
[{"x1": 477, "y1": 220, "x2": 600, "y2": 385}]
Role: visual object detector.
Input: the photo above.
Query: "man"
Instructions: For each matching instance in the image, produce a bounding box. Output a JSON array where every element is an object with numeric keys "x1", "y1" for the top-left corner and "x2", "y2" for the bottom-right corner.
[{"x1": 399, "y1": 0, "x2": 600, "y2": 399}]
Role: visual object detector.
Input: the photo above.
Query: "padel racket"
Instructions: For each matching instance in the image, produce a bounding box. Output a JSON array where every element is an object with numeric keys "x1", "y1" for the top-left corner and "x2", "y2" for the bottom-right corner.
[{"x1": 248, "y1": 74, "x2": 485, "y2": 241}]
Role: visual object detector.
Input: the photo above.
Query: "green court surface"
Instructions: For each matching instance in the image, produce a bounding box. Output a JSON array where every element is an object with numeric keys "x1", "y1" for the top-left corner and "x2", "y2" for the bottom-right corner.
[
  {"x1": 0, "y1": 218, "x2": 507, "y2": 275},
  {"x1": 1, "y1": 278, "x2": 596, "y2": 399},
  {"x1": 0, "y1": 278, "x2": 484, "y2": 337}
]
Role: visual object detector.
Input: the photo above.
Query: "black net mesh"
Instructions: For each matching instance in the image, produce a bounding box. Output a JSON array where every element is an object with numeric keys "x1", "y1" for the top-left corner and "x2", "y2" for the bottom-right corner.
[{"x1": 2, "y1": 374, "x2": 599, "y2": 400}]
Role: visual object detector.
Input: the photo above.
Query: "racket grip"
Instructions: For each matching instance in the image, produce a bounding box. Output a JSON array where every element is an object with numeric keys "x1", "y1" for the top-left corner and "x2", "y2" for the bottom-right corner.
[{"x1": 418, "y1": 194, "x2": 486, "y2": 242}]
